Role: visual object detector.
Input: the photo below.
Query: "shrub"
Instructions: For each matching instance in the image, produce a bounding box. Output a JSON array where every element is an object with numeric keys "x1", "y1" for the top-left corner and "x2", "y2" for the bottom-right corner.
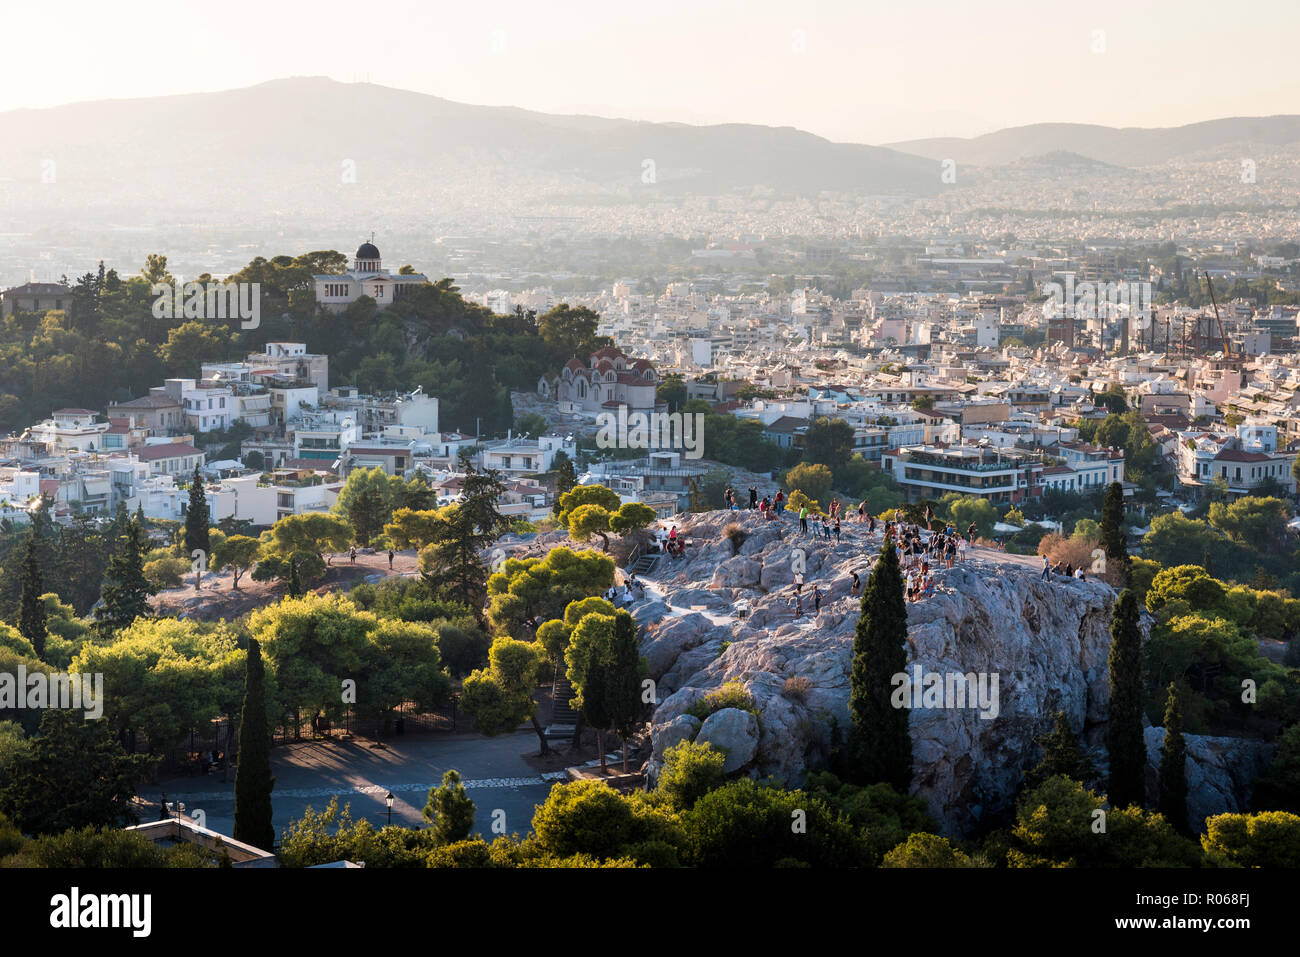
[
  {"x1": 657, "y1": 741, "x2": 726, "y2": 811},
  {"x1": 882, "y1": 832, "x2": 981, "y2": 868},
  {"x1": 143, "y1": 556, "x2": 190, "y2": 589},
  {"x1": 782, "y1": 676, "x2": 813, "y2": 700},
  {"x1": 1037, "y1": 532, "x2": 1099, "y2": 573},
  {"x1": 686, "y1": 680, "x2": 757, "y2": 721},
  {"x1": 723, "y1": 522, "x2": 747, "y2": 555}
]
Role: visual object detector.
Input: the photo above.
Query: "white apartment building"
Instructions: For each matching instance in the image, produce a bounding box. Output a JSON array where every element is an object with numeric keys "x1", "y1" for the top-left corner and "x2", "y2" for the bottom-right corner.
[
  {"x1": 27, "y1": 409, "x2": 111, "y2": 453},
  {"x1": 880, "y1": 444, "x2": 1045, "y2": 506},
  {"x1": 180, "y1": 383, "x2": 234, "y2": 433},
  {"x1": 479, "y1": 433, "x2": 576, "y2": 475}
]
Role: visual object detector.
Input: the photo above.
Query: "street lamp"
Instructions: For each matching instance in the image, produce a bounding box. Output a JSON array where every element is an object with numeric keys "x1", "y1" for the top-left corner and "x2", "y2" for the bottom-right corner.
[{"x1": 385, "y1": 792, "x2": 395, "y2": 827}]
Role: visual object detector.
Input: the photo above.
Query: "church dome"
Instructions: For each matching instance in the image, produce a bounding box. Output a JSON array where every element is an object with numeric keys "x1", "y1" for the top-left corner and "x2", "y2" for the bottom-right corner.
[{"x1": 356, "y1": 241, "x2": 380, "y2": 261}]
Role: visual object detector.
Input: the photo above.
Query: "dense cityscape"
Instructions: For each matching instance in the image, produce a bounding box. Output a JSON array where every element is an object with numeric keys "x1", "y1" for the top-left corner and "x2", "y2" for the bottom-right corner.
[{"x1": 0, "y1": 0, "x2": 1294, "y2": 941}]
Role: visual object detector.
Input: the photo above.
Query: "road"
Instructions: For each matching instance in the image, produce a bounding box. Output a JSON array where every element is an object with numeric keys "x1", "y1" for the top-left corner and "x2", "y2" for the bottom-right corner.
[{"x1": 141, "y1": 730, "x2": 557, "y2": 844}]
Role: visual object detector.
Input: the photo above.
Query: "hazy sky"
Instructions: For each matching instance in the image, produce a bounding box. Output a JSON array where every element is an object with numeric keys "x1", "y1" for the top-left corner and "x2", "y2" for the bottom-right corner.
[{"x1": 5, "y1": 0, "x2": 1298, "y2": 143}]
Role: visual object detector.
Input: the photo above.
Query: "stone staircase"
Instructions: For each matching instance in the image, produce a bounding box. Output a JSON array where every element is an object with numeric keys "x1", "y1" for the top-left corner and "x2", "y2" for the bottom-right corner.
[
  {"x1": 544, "y1": 676, "x2": 578, "y2": 740},
  {"x1": 626, "y1": 549, "x2": 661, "y2": 577}
]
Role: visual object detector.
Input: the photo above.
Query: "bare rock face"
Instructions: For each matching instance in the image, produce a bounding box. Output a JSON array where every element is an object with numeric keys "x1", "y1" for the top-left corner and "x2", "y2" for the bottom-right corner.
[
  {"x1": 1143, "y1": 728, "x2": 1276, "y2": 830},
  {"x1": 639, "y1": 510, "x2": 1122, "y2": 834},
  {"x1": 711, "y1": 557, "x2": 762, "y2": 589},
  {"x1": 696, "y1": 707, "x2": 760, "y2": 772},
  {"x1": 651, "y1": 713, "x2": 702, "y2": 756}
]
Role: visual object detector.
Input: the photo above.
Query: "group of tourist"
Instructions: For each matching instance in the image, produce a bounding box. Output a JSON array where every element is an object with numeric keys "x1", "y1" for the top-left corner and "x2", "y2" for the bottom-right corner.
[
  {"x1": 889, "y1": 522, "x2": 965, "y2": 570},
  {"x1": 652, "y1": 524, "x2": 687, "y2": 558},
  {"x1": 606, "y1": 575, "x2": 647, "y2": 606},
  {"x1": 788, "y1": 572, "x2": 823, "y2": 619},
  {"x1": 712, "y1": 487, "x2": 1016, "y2": 618},
  {"x1": 1040, "y1": 555, "x2": 1089, "y2": 582}
]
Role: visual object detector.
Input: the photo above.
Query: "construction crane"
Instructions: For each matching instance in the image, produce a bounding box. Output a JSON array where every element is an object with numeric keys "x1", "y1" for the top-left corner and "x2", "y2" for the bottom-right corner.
[{"x1": 1202, "y1": 270, "x2": 1234, "y2": 359}]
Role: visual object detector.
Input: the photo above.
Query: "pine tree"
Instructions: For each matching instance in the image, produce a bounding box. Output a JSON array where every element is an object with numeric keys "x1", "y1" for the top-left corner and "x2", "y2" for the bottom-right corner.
[
  {"x1": 184, "y1": 464, "x2": 210, "y2": 558},
  {"x1": 422, "y1": 458, "x2": 506, "y2": 610},
  {"x1": 422, "y1": 768, "x2": 476, "y2": 843},
  {"x1": 848, "y1": 539, "x2": 912, "y2": 791},
  {"x1": 17, "y1": 532, "x2": 47, "y2": 660},
  {"x1": 1158, "y1": 681, "x2": 1189, "y2": 833},
  {"x1": 95, "y1": 519, "x2": 156, "y2": 636},
  {"x1": 234, "y1": 638, "x2": 275, "y2": 852},
  {"x1": 1026, "y1": 710, "x2": 1098, "y2": 789},
  {"x1": 1106, "y1": 589, "x2": 1146, "y2": 808},
  {"x1": 1101, "y1": 481, "x2": 1128, "y2": 581}
]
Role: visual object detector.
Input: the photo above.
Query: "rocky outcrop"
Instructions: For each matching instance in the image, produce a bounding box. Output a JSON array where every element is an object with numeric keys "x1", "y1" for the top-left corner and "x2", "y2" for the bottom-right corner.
[
  {"x1": 639, "y1": 510, "x2": 1123, "y2": 834},
  {"x1": 1143, "y1": 728, "x2": 1276, "y2": 830},
  {"x1": 651, "y1": 713, "x2": 701, "y2": 757},
  {"x1": 697, "y1": 708, "x2": 760, "y2": 772}
]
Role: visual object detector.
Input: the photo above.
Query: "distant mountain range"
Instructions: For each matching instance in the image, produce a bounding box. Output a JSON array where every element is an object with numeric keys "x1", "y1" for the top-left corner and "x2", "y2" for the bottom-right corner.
[
  {"x1": 0, "y1": 77, "x2": 940, "y2": 203},
  {"x1": 885, "y1": 116, "x2": 1300, "y2": 167},
  {"x1": 0, "y1": 77, "x2": 1295, "y2": 231}
]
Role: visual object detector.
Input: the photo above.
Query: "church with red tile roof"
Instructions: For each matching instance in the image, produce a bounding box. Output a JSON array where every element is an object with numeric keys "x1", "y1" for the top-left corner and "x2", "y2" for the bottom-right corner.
[{"x1": 538, "y1": 346, "x2": 661, "y2": 416}]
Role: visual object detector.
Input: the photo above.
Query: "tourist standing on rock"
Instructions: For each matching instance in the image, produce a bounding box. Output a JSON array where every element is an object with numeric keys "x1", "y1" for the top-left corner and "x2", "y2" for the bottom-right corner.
[
  {"x1": 867, "y1": 513, "x2": 876, "y2": 536},
  {"x1": 349, "y1": 545, "x2": 357, "y2": 564},
  {"x1": 1041, "y1": 555, "x2": 1051, "y2": 581},
  {"x1": 794, "y1": 571, "x2": 804, "y2": 594},
  {"x1": 813, "y1": 585, "x2": 822, "y2": 613},
  {"x1": 966, "y1": 522, "x2": 977, "y2": 545},
  {"x1": 775, "y1": 489, "x2": 785, "y2": 515},
  {"x1": 850, "y1": 570, "x2": 861, "y2": 596},
  {"x1": 388, "y1": 548, "x2": 394, "y2": 569},
  {"x1": 749, "y1": 486, "x2": 758, "y2": 509},
  {"x1": 799, "y1": 505, "x2": 809, "y2": 535},
  {"x1": 833, "y1": 517, "x2": 841, "y2": 543}
]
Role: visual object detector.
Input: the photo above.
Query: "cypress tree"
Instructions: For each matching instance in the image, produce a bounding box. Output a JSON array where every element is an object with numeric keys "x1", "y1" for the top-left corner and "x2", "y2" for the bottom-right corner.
[
  {"x1": 95, "y1": 519, "x2": 155, "y2": 636},
  {"x1": 234, "y1": 638, "x2": 276, "y2": 851},
  {"x1": 554, "y1": 453, "x2": 577, "y2": 500},
  {"x1": 184, "y1": 464, "x2": 210, "y2": 558},
  {"x1": 107, "y1": 501, "x2": 130, "y2": 553},
  {"x1": 848, "y1": 539, "x2": 913, "y2": 791},
  {"x1": 1100, "y1": 481, "x2": 1128, "y2": 581},
  {"x1": 287, "y1": 556, "x2": 302, "y2": 598},
  {"x1": 17, "y1": 532, "x2": 47, "y2": 660},
  {"x1": 1106, "y1": 589, "x2": 1146, "y2": 808},
  {"x1": 605, "y1": 611, "x2": 644, "y2": 773},
  {"x1": 1158, "y1": 681, "x2": 1189, "y2": 833}
]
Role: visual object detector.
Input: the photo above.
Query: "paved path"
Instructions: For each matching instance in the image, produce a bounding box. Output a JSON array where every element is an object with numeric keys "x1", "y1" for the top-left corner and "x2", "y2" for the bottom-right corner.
[{"x1": 143, "y1": 731, "x2": 560, "y2": 842}]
